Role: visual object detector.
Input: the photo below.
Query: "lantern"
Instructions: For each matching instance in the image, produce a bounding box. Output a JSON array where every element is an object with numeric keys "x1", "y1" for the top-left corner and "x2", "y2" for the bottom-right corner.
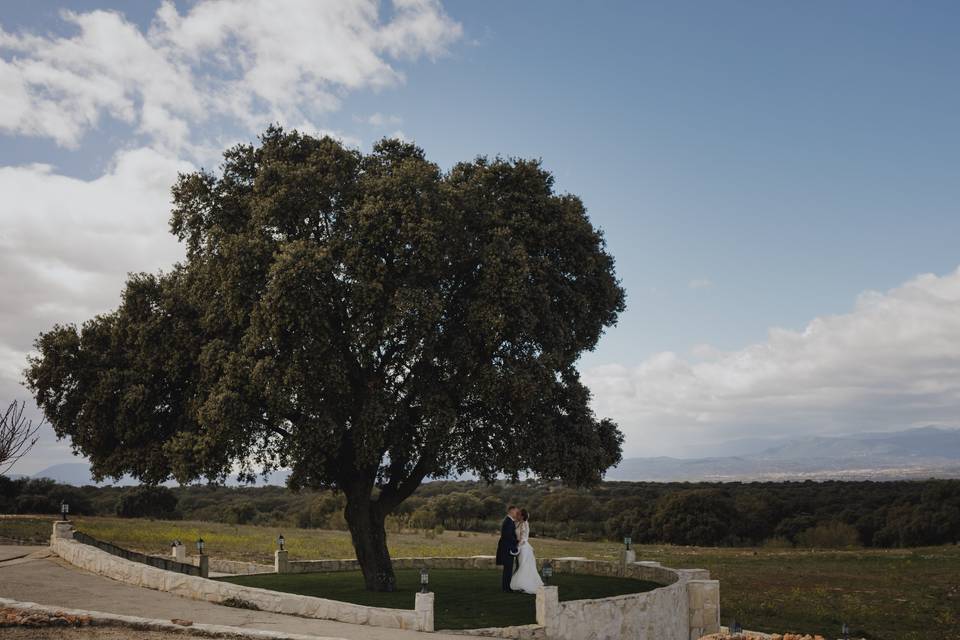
[
  {"x1": 542, "y1": 561, "x2": 553, "y2": 584},
  {"x1": 420, "y1": 568, "x2": 429, "y2": 593}
]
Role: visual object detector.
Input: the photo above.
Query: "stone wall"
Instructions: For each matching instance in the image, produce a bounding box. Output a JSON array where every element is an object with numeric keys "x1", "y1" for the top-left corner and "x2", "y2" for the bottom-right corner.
[
  {"x1": 285, "y1": 555, "x2": 497, "y2": 574},
  {"x1": 49, "y1": 529, "x2": 427, "y2": 632},
  {"x1": 555, "y1": 581, "x2": 689, "y2": 640},
  {"x1": 207, "y1": 557, "x2": 274, "y2": 575},
  {"x1": 452, "y1": 559, "x2": 718, "y2": 640},
  {"x1": 52, "y1": 521, "x2": 719, "y2": 640},
  {"x1": 72, "y1": 530, "x2": 202, "y2": 577}
]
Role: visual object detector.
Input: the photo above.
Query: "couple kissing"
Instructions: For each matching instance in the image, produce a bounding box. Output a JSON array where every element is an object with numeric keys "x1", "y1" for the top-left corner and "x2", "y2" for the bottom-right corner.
[{"x1": 495, "y1": 505, "x2": 543, "y2": 594}]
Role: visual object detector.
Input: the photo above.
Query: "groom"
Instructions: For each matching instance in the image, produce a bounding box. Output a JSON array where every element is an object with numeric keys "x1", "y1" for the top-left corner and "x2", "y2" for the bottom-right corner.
[{"x1": 496, "y1": 505, "x2": 520, "y2": 592}]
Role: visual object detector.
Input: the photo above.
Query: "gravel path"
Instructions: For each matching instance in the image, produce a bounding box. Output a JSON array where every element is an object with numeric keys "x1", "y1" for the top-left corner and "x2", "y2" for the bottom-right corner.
[
  {"x1": 1, "y1": 628, "x2": 217, "y2": 639},
  {"x1": 0, "y1": 547, "x2": 467, "y2": 640}
]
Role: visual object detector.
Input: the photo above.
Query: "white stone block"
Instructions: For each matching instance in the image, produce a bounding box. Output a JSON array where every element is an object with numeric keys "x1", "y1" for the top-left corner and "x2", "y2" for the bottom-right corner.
[
  {"x1": 275, "y1": 549, "x2": 289, "y2": 573},
  {"x1": 52, "y1": 521, "x2": 74, "y2": 541},
  {"x1": 413, "y1": 591, "x2": 434, "y2": 632}
]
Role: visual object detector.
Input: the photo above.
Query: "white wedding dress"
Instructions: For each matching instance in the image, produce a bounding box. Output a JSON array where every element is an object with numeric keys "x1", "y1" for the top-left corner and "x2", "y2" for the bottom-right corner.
[{"x1": 509, "y1": 521, "x2": 543, "y2": 594}]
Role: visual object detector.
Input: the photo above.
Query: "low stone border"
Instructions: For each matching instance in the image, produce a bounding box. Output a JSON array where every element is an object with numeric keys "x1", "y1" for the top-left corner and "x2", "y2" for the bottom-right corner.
[
  {"x1": 50, "y1": 525, "x2": 432, "y2": 632},
  {"x1": 74, "y1": 530, "x2": 203, "y2": 577},
  {"x1": 0, "y1": 597, "x2": 347, "y2": 640},
  {"x1": 448, "y1": 624, "x2": 545, "y2": 640},
  {"x1": 281, "y1": 555, "x2": 497, "y2": 574},
  {"x1": 209, "y1": 558, "x2": 273, "y2": 576},
  {"x1": 51, "y1": 522, "x2": 719, "y2": 640}
]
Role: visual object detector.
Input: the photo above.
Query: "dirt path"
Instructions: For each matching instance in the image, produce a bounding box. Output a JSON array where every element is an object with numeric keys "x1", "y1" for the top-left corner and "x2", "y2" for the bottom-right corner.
[
  {"x1": 0, "y1": 547, "x2": 467, "y2": 640},
  {"x1": 1, "y1": 627, "x2": 217, "y2": 640}
]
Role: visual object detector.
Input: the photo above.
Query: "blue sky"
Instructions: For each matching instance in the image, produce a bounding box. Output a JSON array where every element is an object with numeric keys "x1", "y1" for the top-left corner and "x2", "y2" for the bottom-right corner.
[{"x1": 3, "y1": 1, "x2": 960, "y2": 471}]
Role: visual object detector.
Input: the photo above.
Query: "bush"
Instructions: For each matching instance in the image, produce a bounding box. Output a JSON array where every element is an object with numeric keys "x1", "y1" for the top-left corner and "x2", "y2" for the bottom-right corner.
[
  {"x1": 16, "y1": 493, "x2": 57, "y2": 514},
  {"x1": 410, "y1": 507, "x2": 438, "y2": 529},
  {"x1": 795, "y1": 521, "x2": 861, "y2": 548},
  {"x1": 652, "y1": 489, "x2": 734, "y2": 546},
  {"x1": 228, "y1": 501, "x2": 257, "y2": 525},
  {"x1": 763, "y1": 536, "x2": 794, "y2": 549},
  {"x1": 328, "y1": 510, "x2": 348, "y2": 531},
  {"x1": 115, "y1": 486, "x2": 179, "y2": 519}
]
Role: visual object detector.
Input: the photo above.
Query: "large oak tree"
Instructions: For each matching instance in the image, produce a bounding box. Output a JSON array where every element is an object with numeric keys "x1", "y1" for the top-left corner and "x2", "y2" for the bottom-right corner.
[{"x1": 26, "y1": 128, "x2": 626, "y2": 591}]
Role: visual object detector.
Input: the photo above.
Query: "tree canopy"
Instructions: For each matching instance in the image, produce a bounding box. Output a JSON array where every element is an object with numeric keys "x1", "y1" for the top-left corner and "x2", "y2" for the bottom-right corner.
[{"x1": 25, "y1": 127, "x2": 626, "y2": 589}]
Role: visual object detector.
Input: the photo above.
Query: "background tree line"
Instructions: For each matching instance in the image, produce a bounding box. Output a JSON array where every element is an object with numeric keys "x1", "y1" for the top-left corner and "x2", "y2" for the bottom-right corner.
[{"x1": 2, "y1": 475, "x2": 958, "y2": 549}]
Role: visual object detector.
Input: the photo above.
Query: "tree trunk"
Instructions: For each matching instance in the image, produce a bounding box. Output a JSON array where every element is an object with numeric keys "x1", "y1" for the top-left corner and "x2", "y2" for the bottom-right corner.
[{"x1": 344, "y1": 490, "x2": 396, "y2": 592}]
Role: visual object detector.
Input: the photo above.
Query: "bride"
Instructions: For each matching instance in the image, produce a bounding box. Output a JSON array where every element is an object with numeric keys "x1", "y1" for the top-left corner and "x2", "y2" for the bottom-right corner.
[{"x1": 510, "y1": 508, "x2": 543, "y2": 594}]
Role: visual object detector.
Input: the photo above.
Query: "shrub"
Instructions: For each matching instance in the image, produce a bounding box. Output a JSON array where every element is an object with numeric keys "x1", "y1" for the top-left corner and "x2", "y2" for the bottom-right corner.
[
  {"x1": 763, "y1": 536, "x2": 794, "y2": 549},
  {"x1": 222, "y1": 597, "x2": 260, "y2": 610},
  {"x1": 328, "y1": 510, "x2": 348, "y2": 531},
  {"x1": 410, "y1": 507, "x2": 438, "y2": 529},
  {"x1": 228, "y1": 502, "x2": 257, "y2": 525},
  {"x1": 795, "y1": 521, "x2": 861, "y2": 548},
  {"x1": 16, "y1": 493, "x2": 57, "y2": 514},
  {"x1": 652, "y1": 489, "x2": 735, "y2": 546},
  {"x1": 115, "y1": 486, "x2": 179, "y2": 519}
]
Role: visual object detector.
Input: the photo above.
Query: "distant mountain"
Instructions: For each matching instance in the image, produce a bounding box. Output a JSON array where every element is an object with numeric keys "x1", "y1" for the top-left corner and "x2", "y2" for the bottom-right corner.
[
  {"x1": 28, "y1": 462, "x2": 290, "y2": 487},
  {"x1": 753, "y1": 426, "x2": 960, "y2": 461},
  {"x1": 30, "y1": 463, "x2": 136, "y2": 486},
  {"x1": 20, "y1": 427, "x2": 960, "y2": 486},
  {"x1": 608, "y1": 426, "x2": 960, "y2": 482}
]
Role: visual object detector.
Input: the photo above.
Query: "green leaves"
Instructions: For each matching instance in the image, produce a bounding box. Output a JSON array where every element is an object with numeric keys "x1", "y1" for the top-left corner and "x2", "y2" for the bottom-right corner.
[{"x1": 25, "y1": 127, "x2": 626, "y2": 497}]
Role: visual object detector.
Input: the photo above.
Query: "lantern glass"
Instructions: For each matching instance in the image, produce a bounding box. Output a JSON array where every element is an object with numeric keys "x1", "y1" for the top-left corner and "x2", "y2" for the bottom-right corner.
[
  {"x1": 420, "y1": 568, "x2": 429, "y2": 593},
  {"x1": 197, "y1": 537, "x2": 205, "y2": 554},
  {"x1": 277, "y1": 535, "x2": 285, "y2": 551},
  {"x1": 542, "y1": 561, "x2": 553, "y2": 583},
  {"x1": 624, "y1": 536, "x2": 632, "y2": 550}
]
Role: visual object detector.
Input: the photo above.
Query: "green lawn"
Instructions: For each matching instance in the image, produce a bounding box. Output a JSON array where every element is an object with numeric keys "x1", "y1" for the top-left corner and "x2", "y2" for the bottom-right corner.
[
  {"x1": 218, "y1": 569, "x2": 661, "y2": 629},
  {"x1": 2, "y1": 515, "x2": 958, "y2": 639}
]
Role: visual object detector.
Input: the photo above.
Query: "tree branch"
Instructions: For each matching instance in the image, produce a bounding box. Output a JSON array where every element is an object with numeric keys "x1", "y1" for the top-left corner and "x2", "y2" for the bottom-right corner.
[
  {"x1": 377, "y1": 451, "x2": 433, "y2": 514},
  {"x1": 267, "y1": 424, "x2": 292, "y2": 439}
]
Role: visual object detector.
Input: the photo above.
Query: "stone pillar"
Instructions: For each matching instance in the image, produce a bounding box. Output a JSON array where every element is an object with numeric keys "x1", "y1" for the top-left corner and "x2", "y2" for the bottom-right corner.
[
  {"x1": 51, "y1": 521, "x2": 74, "y2": 542},
  {"x1": 536, "y1": 585, "x2": 559, "y2": 638},
  {"x1": 198, "y1": 554, "x2": 209, "y2": 579},
  {"x1": 619, "y1": 549, "x2": 636, "y2": 575},
  {"x1": 274, "y1": 549, "x2": 289, "y2": 573},
  {"x1": 171, "y1": 543, "x2": 186, "y2": 562},
  {"x1": 415, "y1": 591, "x2": 434, "y2": 632},
  {"x1": 687, "y1": 579, "x2": 720, "y2": 639}
]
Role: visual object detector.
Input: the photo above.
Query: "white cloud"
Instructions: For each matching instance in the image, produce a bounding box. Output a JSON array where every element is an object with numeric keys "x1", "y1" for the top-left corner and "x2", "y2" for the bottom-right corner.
[
  {"x1": 0, "y1": 147, "x2": 191, "y2": 356},
  {"x1": 0, "y1": 144, "x2": 193, "y2": 471},
  {"x1": 688, "y1": 278, "x2": 712, "y2": 289},
  {"x1": 357, "y1": 112, "x2": 403, "y2": 127},
  {"x1": 585, "y1": 269, "x2": 960, "y2": 457},
  {"x1": 0, "y1": 1, "x2": 460, "y2": 154},
  {"x1": 0, "y1": 1, "x2": 462, "y2": 473}
]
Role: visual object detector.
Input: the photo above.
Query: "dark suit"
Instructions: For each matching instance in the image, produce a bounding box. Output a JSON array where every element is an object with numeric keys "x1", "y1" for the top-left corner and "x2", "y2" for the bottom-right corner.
[{"x1": 495, "y1": 516, "x2": 519, "y2": 591}]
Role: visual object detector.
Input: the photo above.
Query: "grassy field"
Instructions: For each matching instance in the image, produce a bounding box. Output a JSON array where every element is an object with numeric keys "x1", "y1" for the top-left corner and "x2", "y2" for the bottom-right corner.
[
  {"x1": 219, "y1": 569, "x2": 661, "y2": 629},
  {"x1": 2, "y1": 515, "x2": 958, "y2": 639}
]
